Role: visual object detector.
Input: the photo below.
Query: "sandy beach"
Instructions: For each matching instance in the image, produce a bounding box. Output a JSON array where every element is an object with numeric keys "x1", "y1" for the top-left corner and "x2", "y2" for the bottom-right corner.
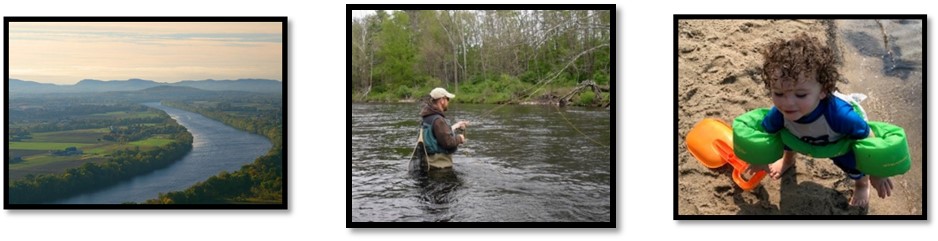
[{"x1": 676, "y1": 19, "x2": 923, "y2": 215}]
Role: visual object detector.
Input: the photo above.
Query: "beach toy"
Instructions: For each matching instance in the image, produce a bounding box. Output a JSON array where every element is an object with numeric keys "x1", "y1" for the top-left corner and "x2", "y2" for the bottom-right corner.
[
  {"x1": 854, "y1": 122, "x2": 912, "y2": 177},
  {"x1": 732, "y1": 108, "x2": 784, "y2": 165},
  {"x1": 686, "y1": 118, "x2": 766, "y2": 191}
]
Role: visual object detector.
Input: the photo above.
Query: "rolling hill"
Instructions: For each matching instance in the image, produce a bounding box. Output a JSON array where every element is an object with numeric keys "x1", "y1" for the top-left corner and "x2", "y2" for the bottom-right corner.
[{"x1": 9, "y1": 78, "x2": 282, "y2": 94}]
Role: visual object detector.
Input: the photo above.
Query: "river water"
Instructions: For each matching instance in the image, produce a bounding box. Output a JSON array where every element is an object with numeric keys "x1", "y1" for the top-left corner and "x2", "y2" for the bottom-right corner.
[
  {"x1": 352, "y1": 103, "x2": 612, "y2": 222},
  {"x1": 53, "y1": 102, "x2": 272, "y2": 204}
]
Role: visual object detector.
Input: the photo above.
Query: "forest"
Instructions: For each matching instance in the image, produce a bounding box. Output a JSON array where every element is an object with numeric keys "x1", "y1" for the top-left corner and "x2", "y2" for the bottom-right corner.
[{"x1": 351, "y1": 10, "x2": 612, "y2": 106}]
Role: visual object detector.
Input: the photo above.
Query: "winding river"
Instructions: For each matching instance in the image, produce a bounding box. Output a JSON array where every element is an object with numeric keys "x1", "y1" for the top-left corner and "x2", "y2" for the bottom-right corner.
[{"x1": 53, "y1": 102, "x2": 272, "y2": 204}]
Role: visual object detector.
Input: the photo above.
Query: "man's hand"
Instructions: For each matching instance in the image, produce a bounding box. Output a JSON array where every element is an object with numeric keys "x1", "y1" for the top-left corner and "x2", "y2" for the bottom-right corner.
[
  {"x1": 458, "y1": 134, "x2": 466, "y2": 144},
  {"x1": 452, "y1": 120, "x2": 470, "y2": 130}
]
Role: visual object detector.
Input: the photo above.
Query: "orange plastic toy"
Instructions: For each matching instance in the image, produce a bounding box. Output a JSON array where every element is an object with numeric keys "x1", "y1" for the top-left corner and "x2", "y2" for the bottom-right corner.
[{"x1": 686, "y1": 118, "x2": 766, "y2": 191}]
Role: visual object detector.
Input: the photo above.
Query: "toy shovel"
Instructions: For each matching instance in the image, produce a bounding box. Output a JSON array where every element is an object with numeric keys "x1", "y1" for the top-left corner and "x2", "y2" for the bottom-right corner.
[{"x1": 685, "y1": 118, "x2": 766, "y2": 191}]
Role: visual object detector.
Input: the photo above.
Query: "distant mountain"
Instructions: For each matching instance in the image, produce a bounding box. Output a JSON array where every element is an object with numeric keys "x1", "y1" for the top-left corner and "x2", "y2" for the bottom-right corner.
[
  {"x1": 118, "y1": 85, "x2": 222, "y2": 101},
  {"x1": 8, "y1": 78, "x2": 282, "y2": 94},
  {"x1": 173, "y1": 79, "x2": 282, "y2": 93},
  {"x1": 73, "y1": 78, "x2": 163, "y2": 92},
  {"x1": 9, "y1": 79, "x2": 68, "y2": 93},
  {"x1": 139, "y1": 85, "x2": 207, "y2": 93}
]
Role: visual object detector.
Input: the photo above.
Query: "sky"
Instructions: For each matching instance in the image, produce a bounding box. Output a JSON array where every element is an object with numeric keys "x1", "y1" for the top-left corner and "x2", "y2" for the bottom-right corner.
[
  {"x1": 8, "y1": 22, "x2": 283, "y2": 85},
  {"x1": 351, "y1": 10, "x2": 376, "y2": 20}
]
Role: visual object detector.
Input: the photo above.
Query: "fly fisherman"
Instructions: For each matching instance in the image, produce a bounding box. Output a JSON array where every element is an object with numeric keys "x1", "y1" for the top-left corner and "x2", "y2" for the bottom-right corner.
[{"x1": 417, "y1": 87, "x2": 470, "y2": 169}]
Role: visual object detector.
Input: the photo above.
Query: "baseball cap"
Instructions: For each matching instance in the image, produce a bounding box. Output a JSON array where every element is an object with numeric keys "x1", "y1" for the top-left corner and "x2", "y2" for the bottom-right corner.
[{"x1": 429, "y1": 87, "x2": 455, "y2": 99}]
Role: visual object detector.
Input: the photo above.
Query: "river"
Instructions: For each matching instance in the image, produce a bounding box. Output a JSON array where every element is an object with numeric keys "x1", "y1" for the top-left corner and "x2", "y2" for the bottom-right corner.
[
  {"x1": 52, "y1": 102, "x2": 272, "y2": 204},
  {"x1": 352, "y1": 103, "x2": 612, "y2": 222}
]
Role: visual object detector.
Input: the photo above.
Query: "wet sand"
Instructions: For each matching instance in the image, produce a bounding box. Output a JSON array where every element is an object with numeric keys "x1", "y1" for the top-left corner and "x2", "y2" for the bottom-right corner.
[{"x1": 677, "y1": 19, "x2": 923, "y2": 215}]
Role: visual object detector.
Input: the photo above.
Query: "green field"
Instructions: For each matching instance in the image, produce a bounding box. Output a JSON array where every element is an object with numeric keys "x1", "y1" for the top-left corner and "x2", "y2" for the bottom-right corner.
[
  {"x1": 8, "y1": 156, "x2": 108, "y2": 181},
  {"x1": 28, "y1": 128, "x2": 109, "y2": 143},
  {"x1": 87, "y1": 111, "x2": 163, "y2": 119},
  {"x1": 9, "y1": 149, "x2": 49, "y2": 158},
  {"x1": 9, "y1": 142, "x2": 93, "y2": 150},
  {"x1": 10, "y1": 128, "x2": 109, "y2": 150},
  {"x1": 6, "y1": 102, "x2": 194, "y2": 182},
  {"x1": 9, "y1": 127, "x2": 178, "y2": 181},
  {"x1": 129, "y1": 138, "x2": 174, "y2": 147},
  {"x1": 10, "y1": 154, "x2": 99, "y2": 169}
]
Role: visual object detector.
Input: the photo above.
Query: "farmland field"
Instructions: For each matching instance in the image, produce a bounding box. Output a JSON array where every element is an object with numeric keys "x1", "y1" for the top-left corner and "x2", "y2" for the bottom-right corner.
[
  {"x1": 8, "y1": 109, "x2": 180, "y2": 181},
  {"x1": 9, "y1": 142, "x2": 93, "y2": 150}
]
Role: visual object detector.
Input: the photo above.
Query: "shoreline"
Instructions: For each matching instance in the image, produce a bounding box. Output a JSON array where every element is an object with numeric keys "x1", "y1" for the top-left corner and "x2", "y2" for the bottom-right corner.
[{"x1": 352, "y1": 87, "x2": 612, "y2": 108}]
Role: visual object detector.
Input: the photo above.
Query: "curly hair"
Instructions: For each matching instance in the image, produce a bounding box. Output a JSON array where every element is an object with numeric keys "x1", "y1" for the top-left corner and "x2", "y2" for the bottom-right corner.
[{"x1": 761, "y1": 33, "x2": 843, "y2": 94}]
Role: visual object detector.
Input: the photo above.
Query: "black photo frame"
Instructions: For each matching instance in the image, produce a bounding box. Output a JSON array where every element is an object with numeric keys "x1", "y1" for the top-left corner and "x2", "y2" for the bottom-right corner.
[
  {"x1": 4, "y1": 16, "x2": 288, "y2": 209},
  {"x1": 674, "y1": 14, "x2": 926, "y2": 220},
  {"x1": 348, "y1": 4, "x2": 617, "y2": 227}
]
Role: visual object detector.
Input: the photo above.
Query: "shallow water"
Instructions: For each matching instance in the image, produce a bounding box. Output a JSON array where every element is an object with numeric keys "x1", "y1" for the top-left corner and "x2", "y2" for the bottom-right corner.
[
  {"x1": 835, "y1": 19, "x2": 923, "y2": 214},
  {"x1": 352, "y1": 103, "x2": 611, "y2": 222}
]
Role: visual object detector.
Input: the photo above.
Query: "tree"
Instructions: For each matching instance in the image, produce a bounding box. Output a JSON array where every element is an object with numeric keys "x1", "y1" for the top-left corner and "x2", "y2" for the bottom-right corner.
[
  {"x1": 350, "y1": 10, "x2": 611, "y2": 102},
  {"x1": 373, "y1": 11, "x2": 419, "y2": 91}
]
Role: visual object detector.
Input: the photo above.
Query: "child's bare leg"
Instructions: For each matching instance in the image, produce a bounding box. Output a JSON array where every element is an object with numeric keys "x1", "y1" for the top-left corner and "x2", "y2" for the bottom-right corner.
[
  {"x1": 768, "y1": 150, "x2": 796, "y2": 179},
  {"x1": 849, "y1": 176, "x2": 871, "y2": 207}
]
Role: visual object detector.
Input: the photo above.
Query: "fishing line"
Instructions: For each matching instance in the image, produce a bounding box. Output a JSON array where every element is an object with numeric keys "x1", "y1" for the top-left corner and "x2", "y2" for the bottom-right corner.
[
  {"x1": 468, "y1": 43, "x2": 611, "y2": 149},
  {"x1": 416, "y1": 43, "x2": 610, "y2": 162}
]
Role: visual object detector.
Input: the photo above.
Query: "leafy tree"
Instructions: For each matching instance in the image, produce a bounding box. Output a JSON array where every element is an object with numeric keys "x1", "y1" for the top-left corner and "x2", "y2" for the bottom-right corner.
[{"x1": 373, "y1": 11, "x2": 419, "y2": 90}]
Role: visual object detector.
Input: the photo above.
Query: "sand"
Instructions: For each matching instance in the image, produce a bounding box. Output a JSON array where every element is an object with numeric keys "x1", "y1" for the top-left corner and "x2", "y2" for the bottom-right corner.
[{"x1": 677, "y1": 19, "x2": 923, "y2": 215}]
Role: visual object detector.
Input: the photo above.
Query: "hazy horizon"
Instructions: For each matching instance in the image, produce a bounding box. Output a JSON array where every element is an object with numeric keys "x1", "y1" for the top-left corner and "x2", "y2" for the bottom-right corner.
[
  {"x1": 11, "y1": 77, "x2": 283, "y2": 86},
  {"x1": 9, "y1": 22, "x2": 283, "y2": 85}
]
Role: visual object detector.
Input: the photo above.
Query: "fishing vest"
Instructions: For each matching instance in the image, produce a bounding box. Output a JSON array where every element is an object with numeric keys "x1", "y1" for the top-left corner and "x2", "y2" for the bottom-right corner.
[
  {"x1": 420, "y1": 114, "x2": 456, "y2": 168},
  {"x1": 421, "y1": 114, "x2": 457, "y2": 155}
]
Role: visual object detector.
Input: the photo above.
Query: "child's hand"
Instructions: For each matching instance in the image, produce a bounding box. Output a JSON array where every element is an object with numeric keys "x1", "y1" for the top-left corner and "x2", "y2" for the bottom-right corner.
[
  {"x1": 745, "y1": 164, "x2": 769, "y2": 177},
  {"x1": 870, "y1": 175, "x2": 893, "y2": 199}
]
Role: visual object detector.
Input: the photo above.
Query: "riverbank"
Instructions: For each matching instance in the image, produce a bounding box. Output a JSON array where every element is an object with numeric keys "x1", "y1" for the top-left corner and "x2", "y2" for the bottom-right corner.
[{"x1": 352, "y1": 80, "x2": 611, "y2": 107}]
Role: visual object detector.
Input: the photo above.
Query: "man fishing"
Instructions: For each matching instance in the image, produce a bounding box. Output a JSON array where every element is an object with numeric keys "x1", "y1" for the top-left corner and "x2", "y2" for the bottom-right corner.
[{"x1": 416, "y1": 87, "x2": 470, "y2": 170}]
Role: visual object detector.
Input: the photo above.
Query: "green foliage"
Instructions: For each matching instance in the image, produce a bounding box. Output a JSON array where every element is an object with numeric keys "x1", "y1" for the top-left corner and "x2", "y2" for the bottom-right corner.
[
  {"x1": 351, "y1": 10, "x2": 612, "y2": 105},
  {"x1": 366, "y1": 91, "x2": 395, "y2": 102},
  {"x1": 594, "y1": 72, "x2": 610, "y2": 86},
  {"x1": 519, "y1": 71, "x2": 541, "y2": 84},
  {"x1": 578, "y1": 91, "x2": 596, "y2": 106},
  {"x1": 373, "y1": 11, "x2": 419, "y2": 89},
  {"x1": 395, "y1": 85, "x2": 412, "y2": 99},
  {"x1": 423, "y1": 77, "x2": 443, "y2": 90}
]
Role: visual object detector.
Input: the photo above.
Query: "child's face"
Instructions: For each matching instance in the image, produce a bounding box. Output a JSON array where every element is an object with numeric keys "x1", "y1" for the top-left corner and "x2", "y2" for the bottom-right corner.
[{"x1": 769, "y1": 75, "x2": 828, "y2": 121}]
